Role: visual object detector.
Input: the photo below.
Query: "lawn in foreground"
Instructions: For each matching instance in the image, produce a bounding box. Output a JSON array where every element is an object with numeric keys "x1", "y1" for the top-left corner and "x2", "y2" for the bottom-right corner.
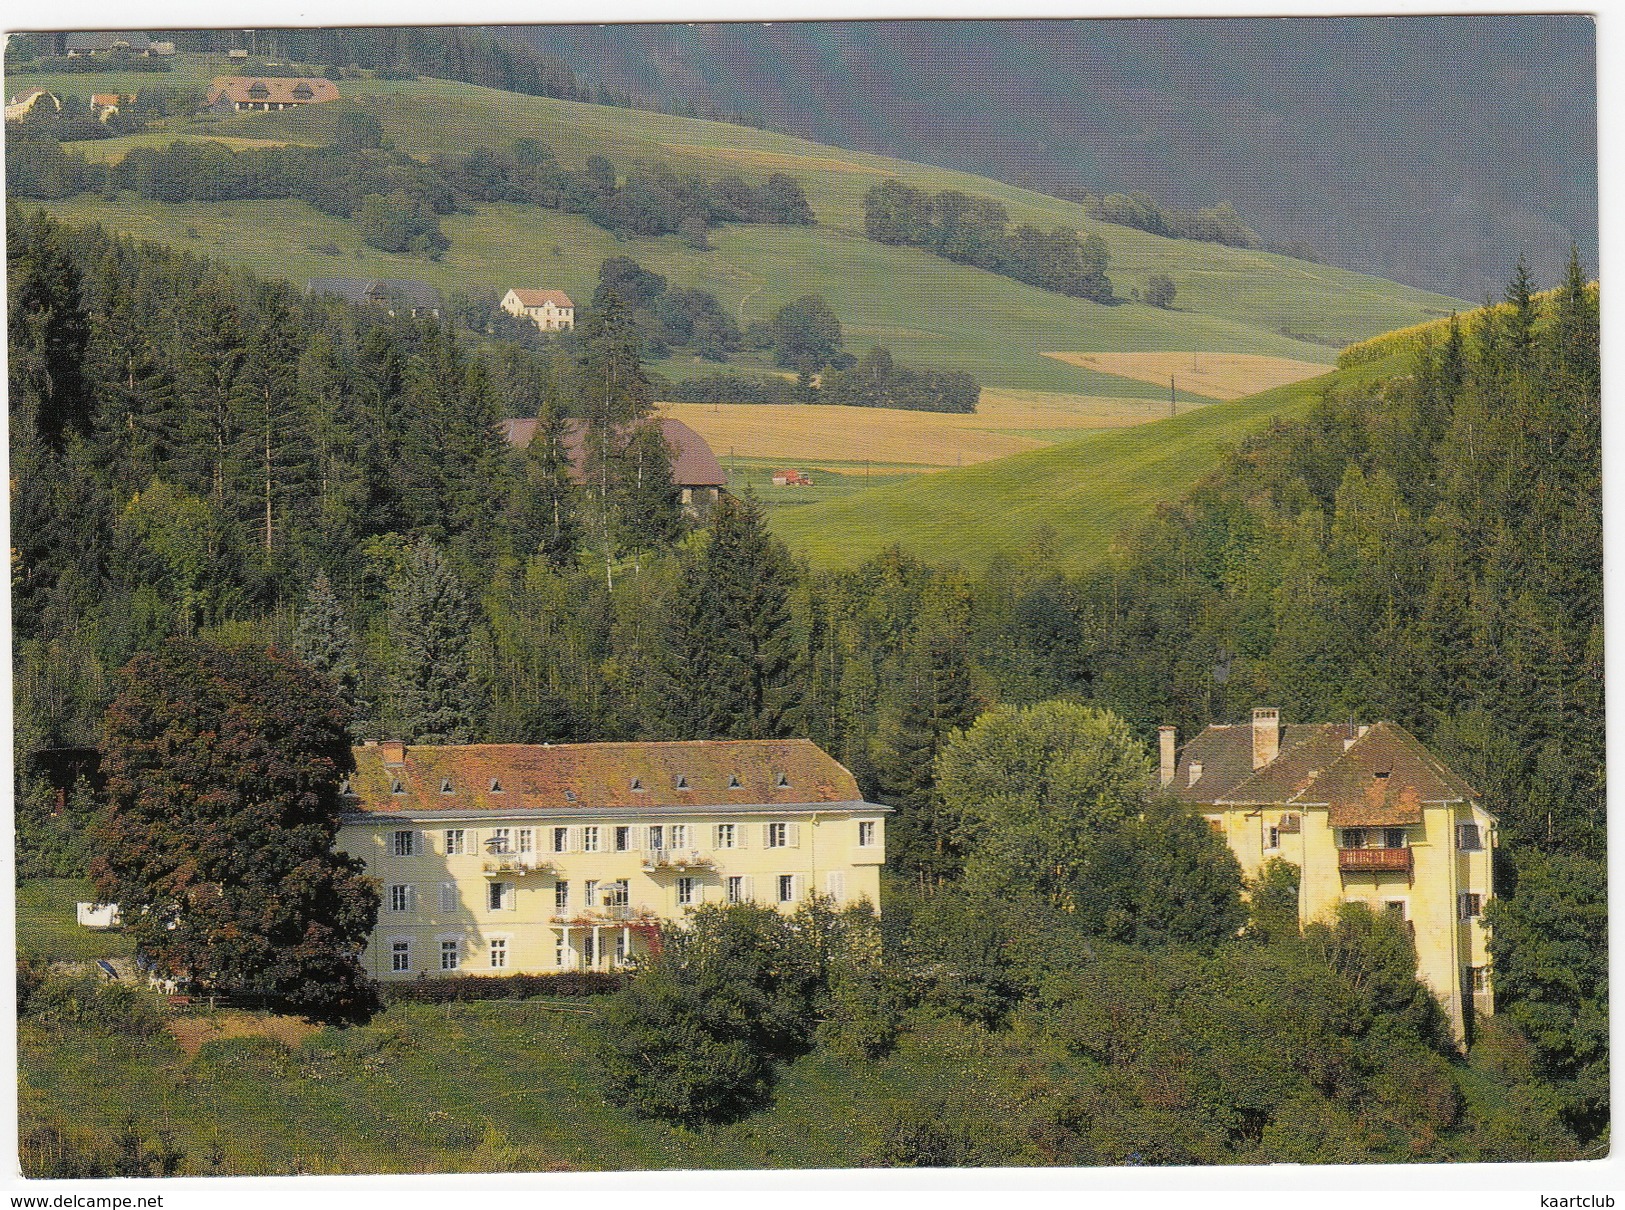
[{"x1": 19, "y1": 996, "x2": 1010, "y2": 1174}]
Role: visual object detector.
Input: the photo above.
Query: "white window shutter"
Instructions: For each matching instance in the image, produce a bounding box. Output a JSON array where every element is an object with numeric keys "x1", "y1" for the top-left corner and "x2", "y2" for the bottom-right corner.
[
  {"x1": 736, "y1": 824, "x2": 749, "y2": 849},
  {"x1": 466, "y1": 830, "x2": 480, "y2": 853},
  {"x1": 568, "y1": 826, "x2": 581, "y2": 852},
  {"x1": 826, "y1": 871, "x2": 844, "y2": 901},
  {"x1": 741, "y1": 876, "x2": 754, "y2": 902},
  {"x1": 762, "y1": 823, "x2": 775, "y2": 848},
  {"x1": 787, "y1": 823, "x2": 801, "y2": 848},
  {"x1": 505, "y1": 884, "x2": 516, "y2": 911},
  {"x1": 631, "y1": 825, "x2": 646, "y2": 850}
]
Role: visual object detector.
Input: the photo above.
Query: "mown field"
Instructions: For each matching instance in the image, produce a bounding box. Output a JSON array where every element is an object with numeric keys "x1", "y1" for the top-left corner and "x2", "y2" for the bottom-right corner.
[
  {"x1": 11, "y1": 54, "x2": 1467, "y2": 405},
  {"x1": 765, "y1": 352, "x2": 1411, "y2": 572},
  {"x1": 656, "y1": 386, "x2": 1200, "y2": 470},
  {"x1": 1043, "y1": 350, "x2": 1331, "y2": 401}
]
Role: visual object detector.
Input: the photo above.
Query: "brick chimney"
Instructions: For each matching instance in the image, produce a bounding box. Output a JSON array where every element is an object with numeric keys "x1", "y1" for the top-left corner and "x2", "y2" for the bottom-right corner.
[
  {"x1": 1158, "y1": 725, "x2": 1177, "y2": 787},
  {"x1": 380, "y1": 740, "x2": 406, "y2": 765},
  {"x1": 1251, "y1": 708, "x2": 1280, "y2": 770}
]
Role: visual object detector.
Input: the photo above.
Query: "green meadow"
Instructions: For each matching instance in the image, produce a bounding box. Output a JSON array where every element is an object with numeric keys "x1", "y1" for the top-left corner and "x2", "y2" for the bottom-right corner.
[{"x1": 766, "y1": 353, "x2": 1410, "y2": 572}]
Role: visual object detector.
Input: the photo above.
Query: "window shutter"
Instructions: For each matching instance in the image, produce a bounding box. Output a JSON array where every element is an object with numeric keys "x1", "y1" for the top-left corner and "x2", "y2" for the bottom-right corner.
[
  {"x1": 786, "y1": 823, "x2": 801, "y2": 848},
  {"x1": 736, "y1": 824, "x2": 749, "y2": 849},
  {"x1": 631, "y1": 825, "x2": 646, "y2": 850},
  {"x1": 741, "y1": 876, "x2": 755, "y2": 902},
  {"x1": 762, "y1": 823, "x2": 775, "y2": 848},
  {"x1": 505, "y1": 884, "x2": 516, "y2": 911},
  {"x1": 826, "y1": 871, "x2": 845, "y2": 901},
  {"x1": 568, "y1": 827, "x2": 581, "y2": 852}
]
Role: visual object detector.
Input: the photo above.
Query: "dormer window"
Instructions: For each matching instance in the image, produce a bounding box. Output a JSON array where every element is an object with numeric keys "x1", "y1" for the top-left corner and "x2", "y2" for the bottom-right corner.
[
  {"x1": 728, "y1": 775, "x2": 742, "y2": 789},
  {"x1": 489, "y1": 778, "x2": 504, "y2": 793},
  {"x1": 390, "y1": 779, "x2": 405, "y2": 795},
  {"x1": 440, "y1": 778, "x2": 454, "y2": 795},
  {"x1": 292, "y1": 82, "x2": 313, "y2": 98},
  {"x1": 247, "y1": 82, "x2": 269, "y2": 97},
  {"x1": 775, "y1": 773, "x2": 790, "y2": 789},
  {"x1": 564, "y1": 789, "x2": 577, "y2": 803},
  {"x1": 1374, "y1": 770, "x2": 1391, "y2": 781},
  {"x1": 630, "y1": 777, "x2": 644, "y2": 792},
  {"x1": 675, "y1": 775, "x2": 690, "y2": 791},
  {"x1": 1188, "y1": 761, "x2": 1203, "y2": 788}
]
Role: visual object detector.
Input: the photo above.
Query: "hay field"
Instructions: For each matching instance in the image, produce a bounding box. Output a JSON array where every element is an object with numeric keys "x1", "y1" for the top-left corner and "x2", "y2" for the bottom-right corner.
[
  {"x1": 657, "y1": 388, "x2": 1186, "y2": 468},
  {"x1": 1043, "y1": 351, "x2": 1331, "y2": 400}
]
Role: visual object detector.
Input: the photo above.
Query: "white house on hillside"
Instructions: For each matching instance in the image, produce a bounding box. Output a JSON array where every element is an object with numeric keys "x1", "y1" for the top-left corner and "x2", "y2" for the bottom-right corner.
[{"x1": 502, "y1": 288, "x2": 575, "y2": 332}]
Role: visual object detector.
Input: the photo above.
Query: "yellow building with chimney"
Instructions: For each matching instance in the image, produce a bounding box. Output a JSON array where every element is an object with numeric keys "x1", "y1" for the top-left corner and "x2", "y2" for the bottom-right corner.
[
  {"x1": 338, "y1": 739, "x2": 887, "y2": 980},
  {"x1": 1160, "y1": 709, "x2": 1497, "y2": 1044}
]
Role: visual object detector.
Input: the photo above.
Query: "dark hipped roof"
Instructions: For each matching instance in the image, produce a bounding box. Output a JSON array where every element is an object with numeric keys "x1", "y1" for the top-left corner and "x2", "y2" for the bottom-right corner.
[
  {"x1": 500, "y1": 417, "x2": 727, "y2": 489},
  {"x1": 1171, "y1": 718, "x2": 1483, "y2": 827},
  {"x1": 305, "y1": 278, "x2": 442, "y2": 308},
  {"x1": 347, "y1": 739, "x2": 869, "y2": 816}
]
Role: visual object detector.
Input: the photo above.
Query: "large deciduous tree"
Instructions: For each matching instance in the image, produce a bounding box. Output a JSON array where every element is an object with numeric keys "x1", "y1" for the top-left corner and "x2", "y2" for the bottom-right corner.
[
  {"x1": 91, "y1": 640, "x2": 379, "y2": 1022},
  {"x1": 935, "y1": 701, "x2": 1150, "y2": 907}
]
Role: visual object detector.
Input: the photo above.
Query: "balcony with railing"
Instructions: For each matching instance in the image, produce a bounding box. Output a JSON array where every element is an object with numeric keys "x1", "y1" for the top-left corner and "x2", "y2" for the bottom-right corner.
[
  {"x1": 640, "y1": 848, "x2": 715, "y2": 873},
  {"x1": 480, "y1": 845, "x2": 553, "y2": 876},
  {"x1": 1337, "y1": 846, "x2": 1412, "y2": 874}
]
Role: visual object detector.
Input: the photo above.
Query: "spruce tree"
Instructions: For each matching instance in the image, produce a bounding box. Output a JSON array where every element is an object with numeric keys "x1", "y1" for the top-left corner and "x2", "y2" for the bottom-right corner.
[
  {"x1": 294, "y1": 571, "x2": 361, "y2": 724},
  {"x1": 385, "y1": 537, "x2": 480, "y2": 743},
  {"x1": 670, "y1": 491, "x2": 801, "y2": 739},
  {"x1": 8, "y1": 209, "x2": 90, "y2": 451},
  {"x1": 521, "y1": 401, "x2": 583, "y2": 567}
]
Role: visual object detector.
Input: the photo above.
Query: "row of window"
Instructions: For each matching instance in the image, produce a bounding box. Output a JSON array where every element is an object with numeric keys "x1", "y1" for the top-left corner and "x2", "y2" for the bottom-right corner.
[
  {"x1": 386, "y1": 871, "x2": 841, "y2": 915},
  {"x1": 393, "y1": 931, "x2": 644, "y2": 974},
  {"x1": 1252, "y1": 822, "x2": 1487, "y2": 853},
  {"x1": 376, "y1": 772, "x2": 799, "y2": 797},
  {"x1": 388, "y1": 820, "x2": 879, "y2": 858}
]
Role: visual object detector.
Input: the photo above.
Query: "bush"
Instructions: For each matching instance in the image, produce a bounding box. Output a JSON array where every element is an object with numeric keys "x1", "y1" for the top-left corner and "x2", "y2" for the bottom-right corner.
[
  {"x1": 19, "y1": 967, "x2": 166, "y2": 1038},
  {"x1": 378, "y1": 970, "x2": 625, "y2": 1003}
]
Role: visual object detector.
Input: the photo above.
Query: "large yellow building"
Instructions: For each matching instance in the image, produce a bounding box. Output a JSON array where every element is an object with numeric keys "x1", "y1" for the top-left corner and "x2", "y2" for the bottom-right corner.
[
  {"x1": 338, "y1": 739, "x2": 888, "y2": 980},
  {"x1": 1161, "y1": 709, "x2": 1497, "y2": 1044}
]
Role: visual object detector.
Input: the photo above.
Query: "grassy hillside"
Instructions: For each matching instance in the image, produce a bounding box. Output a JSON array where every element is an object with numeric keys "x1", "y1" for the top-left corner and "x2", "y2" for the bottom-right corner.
[
  {"x1": 11, "y1": 55, "x2": 1466, "y2": 404},
  {"x1": 767, "y1": 353, "x2": 1410, "y2": 572},
  {"x1": 20, "y1": 986, "x2": 1019, "y2": 1174}
]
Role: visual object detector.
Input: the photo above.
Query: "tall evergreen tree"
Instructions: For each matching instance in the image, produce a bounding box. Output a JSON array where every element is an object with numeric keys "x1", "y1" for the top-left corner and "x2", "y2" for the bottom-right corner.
[
  {"x1": 385, "y1": 537, "x2": 480, "y2": 743},
  {"x1": 7, "y1": 209, "x2": 90, "y2": 451},
  {"x1": 293, "y1": 571, "x2": 361, "y2": 724},
  {"x1": 667, "y1": 491, "x2": 800, "y2": 739}
]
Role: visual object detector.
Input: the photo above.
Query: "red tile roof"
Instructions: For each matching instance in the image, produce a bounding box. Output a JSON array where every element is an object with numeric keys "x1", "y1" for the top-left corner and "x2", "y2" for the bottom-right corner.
[
  {"x1": 507, "y1": 289, "x2": 574, "y2": 309},
  {"x1": 499, "y1": 417, "x2": 727, "y2": 489},
  {"x1": 1170, "y1": 718, "x2": 1484, "y2": 827},
  {"x1": 206, "y1": 77, "x2": 340, "y2": 106},
  {"x1": 346, "y1": 739, "x2": 865, "y2": 816}
]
